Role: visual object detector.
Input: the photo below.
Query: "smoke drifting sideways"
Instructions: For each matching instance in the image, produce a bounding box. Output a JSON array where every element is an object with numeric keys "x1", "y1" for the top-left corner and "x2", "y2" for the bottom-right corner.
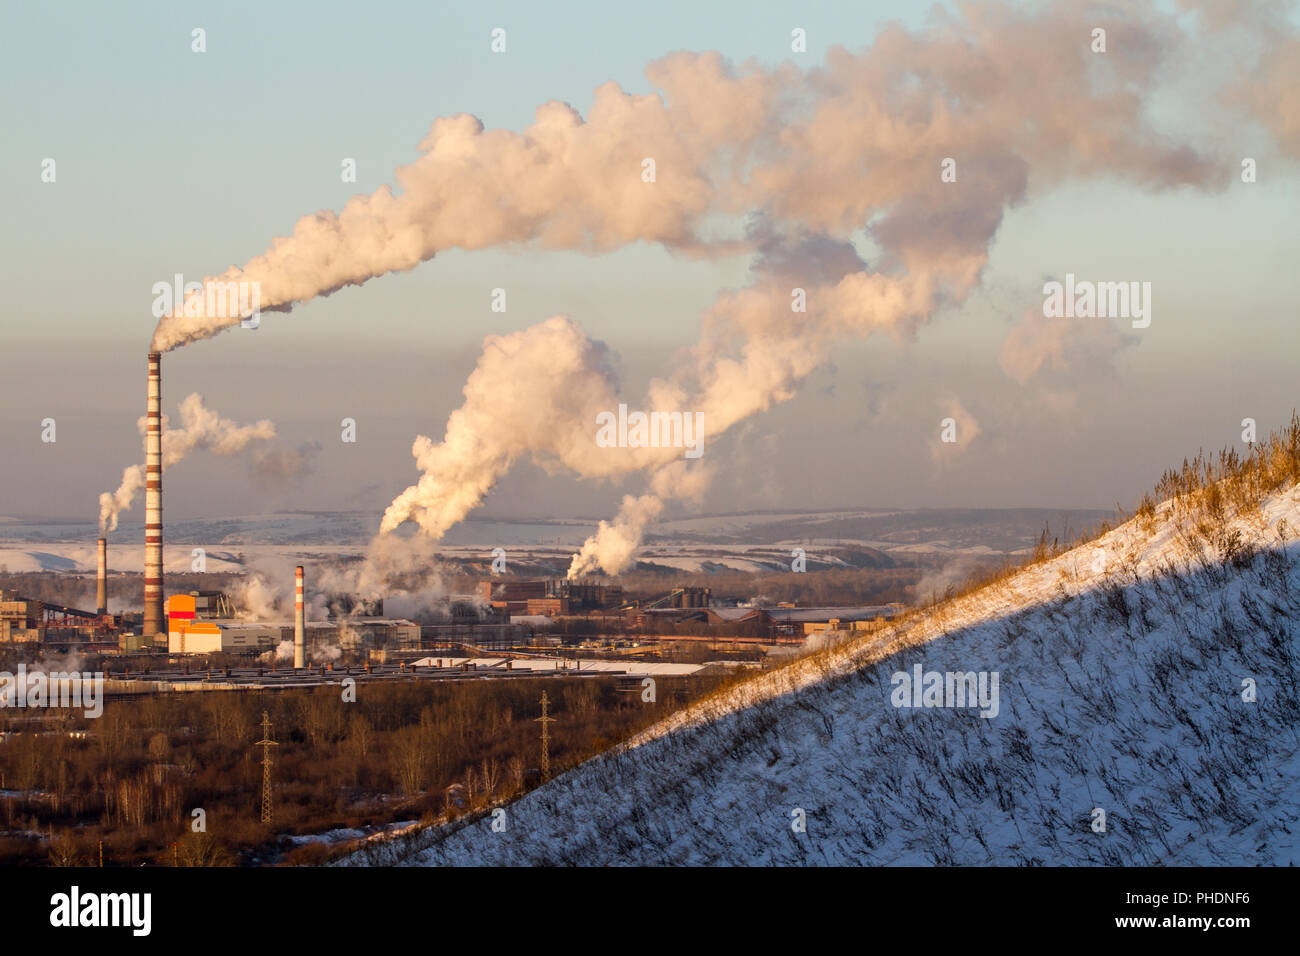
[
  {"x1": 145, "y1": 1, "x2": 1300, "y2": 575},
  {"x1": 98, "y1": 394, "x2": 283, "y2": 534},
  {"x1": 239, "y1": 537, "x2": 467, "y2": 660}
]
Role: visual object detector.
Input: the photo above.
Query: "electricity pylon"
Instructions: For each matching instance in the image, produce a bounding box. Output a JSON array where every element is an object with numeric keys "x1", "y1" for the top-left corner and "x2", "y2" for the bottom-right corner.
[
  {"x1": 254, "y1": 710, "x2": 279, "y2": 824},
  {"x1": 535, "y1": 692, "x2": 556, "y2": 781}
]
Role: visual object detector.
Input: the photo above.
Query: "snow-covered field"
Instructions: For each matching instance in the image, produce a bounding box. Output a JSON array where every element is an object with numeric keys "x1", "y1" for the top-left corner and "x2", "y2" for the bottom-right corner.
[
  {"x1": 349, "y1": 484, "x2": 1300, "y2": 866},
  {"x1": 0, "y1": 506, "x2": 1106, "y2": 577}
]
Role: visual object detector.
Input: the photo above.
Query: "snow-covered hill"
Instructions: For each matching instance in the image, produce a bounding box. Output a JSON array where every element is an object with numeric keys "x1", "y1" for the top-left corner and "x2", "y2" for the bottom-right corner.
[{"x1": 354, "y1": 480, "x2": 1300, "y2": 866}]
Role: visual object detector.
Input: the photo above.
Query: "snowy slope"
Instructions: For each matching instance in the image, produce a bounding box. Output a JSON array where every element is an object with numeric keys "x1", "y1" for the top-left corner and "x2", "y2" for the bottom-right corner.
[{"x1": 352, "y1": 482, "x2": 1300, "y2": 866}]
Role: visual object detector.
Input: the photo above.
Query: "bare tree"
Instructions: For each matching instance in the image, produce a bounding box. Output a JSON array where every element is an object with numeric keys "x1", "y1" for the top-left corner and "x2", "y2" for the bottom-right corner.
[
  {"x1": 178, "y1": 831, "x2": 233, "y2": 867},
  {"x1": 465, "y1": 766, "x2": 478, "y2": 805},
  {"x1": 347, "y1": 713, "x2": 372, "y2": 759},
  {"x1": 389, "y1": 728, "x2": 425, "y2": 795},
  {"x1": 48, "y1": 832, "x2": 78, "y2": 866},
  {"x1": 480, "y1": 757, "x2": 501, "y2": 799}
]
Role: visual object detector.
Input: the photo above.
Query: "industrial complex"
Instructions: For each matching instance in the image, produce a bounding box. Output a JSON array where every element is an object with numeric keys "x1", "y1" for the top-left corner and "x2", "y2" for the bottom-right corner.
[{"x1": 0, "y1": 352, "x2": 902, "y2": 671}]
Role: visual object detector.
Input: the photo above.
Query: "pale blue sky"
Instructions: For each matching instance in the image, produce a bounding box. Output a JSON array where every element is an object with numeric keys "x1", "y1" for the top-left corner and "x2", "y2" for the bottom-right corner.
[{"x1": 2, "y1": 1, "x2": 1297, "y2": 525}]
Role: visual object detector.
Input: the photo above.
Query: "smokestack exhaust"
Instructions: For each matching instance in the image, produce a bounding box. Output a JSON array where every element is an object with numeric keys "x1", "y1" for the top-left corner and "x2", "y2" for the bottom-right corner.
[
  {"x1": 96, "y1": 537, "x2": 107, "y2": 615},
  {"x1": 142, "y1": 352, "x2": 164, "y2": 643},
  {"x1": 294, "y1": 565, "x2": 305, "y2": 669}
]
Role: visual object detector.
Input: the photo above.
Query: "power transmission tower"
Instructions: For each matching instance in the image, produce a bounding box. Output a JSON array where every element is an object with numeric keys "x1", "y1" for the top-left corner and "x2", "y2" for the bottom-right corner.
[
  {"x1": 535, "y1": 692, "x2": 556, "y2": 781},
  {"x1": 254, "y1": 710, "x2": 279, "y2": 824}
]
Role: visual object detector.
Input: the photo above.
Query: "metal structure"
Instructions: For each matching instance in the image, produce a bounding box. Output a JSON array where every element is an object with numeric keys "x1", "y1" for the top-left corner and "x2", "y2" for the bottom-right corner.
[
  {"x1": 254, "y1": 710, "x2": 278, "y2": 824},
  {"x1": 40, "y1": 602, "x2": 102, "y2": 629},
  {"x1": 642, "y1": 586, "x2": 712, "y2": 610},
  {"x1": 535, "y1": 691, "x2": 556, "y2": 781},
  {"x1": 142, "y1": 351, "x2": 164, "y2": 642},
  {"x1": 190, "y1": 589, "x2": 235, "y2": 618}
]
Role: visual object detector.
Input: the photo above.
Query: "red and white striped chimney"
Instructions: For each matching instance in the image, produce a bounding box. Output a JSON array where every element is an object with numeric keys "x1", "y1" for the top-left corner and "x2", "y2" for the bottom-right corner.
[
  {"x1": 142, "y1": 352, "x2": 165, "y2": 642},
  {"x1": 294, "y1": 565, "x2": 306, "y2": 668},
  {"x1": 96, "y1": 537, "x2": 108, "y2": 615}
]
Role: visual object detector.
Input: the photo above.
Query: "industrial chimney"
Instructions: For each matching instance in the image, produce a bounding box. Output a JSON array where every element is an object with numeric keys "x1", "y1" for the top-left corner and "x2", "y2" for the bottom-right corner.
[
  {"x1": 294, "y1": 565, "x2": 306, "y2": 669},
  {"x1": 96, "y1": 537, "x2": 108, "y2": 615},
  {"x1": 142, "y1": 351, "x2": 165, "y2": 643}
]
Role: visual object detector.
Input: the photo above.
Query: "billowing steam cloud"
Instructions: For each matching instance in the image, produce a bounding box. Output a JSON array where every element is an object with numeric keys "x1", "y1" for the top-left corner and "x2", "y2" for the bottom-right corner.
[
  {"x1": 567, "y1": 494, "x2": 665, "y2": 578},
  {"x1": 374, "y1": 315, "x2": 715, "y2": 576},
  {"x1": 999, "y1": 307, "x2": 1139, "y2": 385},
  {"x1": 148, "y1": 1, "x2": 1300, "y2": 573},
  {"x1": 379, "y1": 317, "x2": 622, "y2": 536},
  {"x1": 98, "y1": 394, "x2": 277, "y2": 533}
]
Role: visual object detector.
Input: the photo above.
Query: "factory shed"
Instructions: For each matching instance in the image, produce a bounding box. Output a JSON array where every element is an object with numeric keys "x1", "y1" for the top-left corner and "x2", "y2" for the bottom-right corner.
[
  {"x1": 706, "y1": 607, "x2": 771, "y2": 627},
  {"x1": 165, "y1": 592, "x2": 419, "y2": 655}
]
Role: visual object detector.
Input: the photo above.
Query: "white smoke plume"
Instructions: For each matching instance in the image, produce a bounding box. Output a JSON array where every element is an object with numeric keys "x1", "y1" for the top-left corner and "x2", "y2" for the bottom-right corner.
[
  {"x1": 250, "y1": 441, "x2": 321, "y2": 484},
  {"x1": 311, "y1": 642, "x2": 343, "y2": 664},
  {"x1": 911, "y1": 556, "x2": 989, "y2": 605},
  {"x1": 29, "y1": 650, "x2": 88, "y2": 674},
  {"x1": 144, "y1": 2, "x2": 1300, "y2": 572},
  {"x1": 930, "y1": 398, "x2": 983, "y2": 464},
  {"x1": 149, "y1": 1, "x2": 1267, "y2": 354},
  {"x1": 354, "y1": 532, "x2": 446, "y2": 600},
  {"x1": 304, "y1": 534, "x2": 450, "y2": 627},
  {"x1": 566, "y1": 461, "x2": 713, "y2": 578},
  {"x1": 379, "y1": 317, "x2": 622, "y2": 537},
  {"x1": 567, "y1": 494, "x2": 665, "y2": 579},
  {"x1": 233, "y1": 571, "x2": 285, "y2": 620},
  {"x1": 269, "y1": 638, "x2": 342, "y2": 664},
  {"x1": 268, "y1": 640, "x2": 340, "y2": 664},
  {"x1": 999, "y1": 307, "x2": 1139, "y2": 386},
  {"x1": 98, "y1": 394, "x2": 277, "y2": 533},
  {"x1": 373, "y1": 313, "x2": 719, "y2": 577}
]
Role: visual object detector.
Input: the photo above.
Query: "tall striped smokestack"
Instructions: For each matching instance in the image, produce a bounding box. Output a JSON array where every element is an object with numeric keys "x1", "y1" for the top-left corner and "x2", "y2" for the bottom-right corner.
[
  {"x1": 142, "y1": 352, "x2": 165, "y2": 643},
  {"x1": 96, "y1": 537, "x2": 108, "y2": 615},
  {"x1": 294, "y1": 565, "x2": 305, "y2": 668}
]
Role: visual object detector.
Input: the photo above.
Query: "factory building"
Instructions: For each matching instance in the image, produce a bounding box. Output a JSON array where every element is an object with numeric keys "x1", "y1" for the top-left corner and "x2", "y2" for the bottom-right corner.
[
  {"x1": 165, "y1": 593, "x2": 419, "y2": 656},
  {"x1": 1, "y1": 590, "x2": 120, "y2": 646},
  {"x1": 546, "y1": 578, "x2": 625, "y2": 610},
  {"x1": 0, "y1": 590, "x2": 43, "y2": 643},
  {"x1": 191, "y1": 590, "x2": 235, "y2": 618},
  {"x1": 479, "y1": 580, "x2": 547, "y2": 616},
  {"x1": 479, "y1": 579, "x2": 626, "y2": 616},
  {"x1": 705, "y1": 607, "x2": 771, "y2": 628},
  {"x1": 525, "y1": 596, "x2": 569, "y2": 616},
  {"x1": 766, "y1": 604, "x2": 904, "y2": 639}
]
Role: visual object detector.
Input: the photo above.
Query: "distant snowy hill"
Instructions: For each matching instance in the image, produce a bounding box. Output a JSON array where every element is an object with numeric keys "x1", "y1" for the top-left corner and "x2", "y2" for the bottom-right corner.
[
  {"x1": 0, "y1": 507, "x2": 1108, "y2": 576},
  {"x1": 354, "y1": 480, "x2": 1300, "y2": 865}
]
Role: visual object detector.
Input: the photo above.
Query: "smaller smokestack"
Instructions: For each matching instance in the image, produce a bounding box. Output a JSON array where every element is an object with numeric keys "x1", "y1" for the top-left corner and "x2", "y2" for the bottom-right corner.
[
  {"x1": 96, "y1": 538, "x2": 108, "y2": 615},
  {"x1": 294, "y1": 565, "x2": 305, "y2": 669}
]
